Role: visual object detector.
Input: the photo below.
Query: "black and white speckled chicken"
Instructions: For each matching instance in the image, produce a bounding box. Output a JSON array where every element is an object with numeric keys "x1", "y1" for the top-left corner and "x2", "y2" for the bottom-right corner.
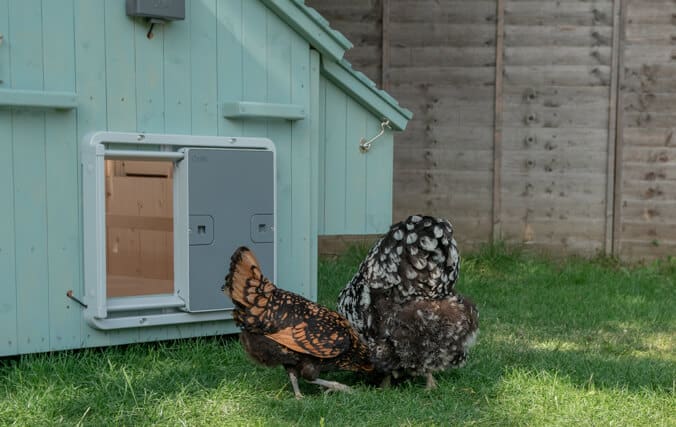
[
  {"x1": 222, "y1": 246, "x2": 373, "y2": 399},
  {"x1": 337, "y1": 215, "x2": 479, "y2": 389}
]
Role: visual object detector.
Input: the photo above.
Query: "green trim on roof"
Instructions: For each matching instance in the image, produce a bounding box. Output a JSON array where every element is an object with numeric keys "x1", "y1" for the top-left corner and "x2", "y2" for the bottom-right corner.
[
  {"x1": 260, "y1": 0, "x2": 352, "y2": 62},
  {"x1": 321, "y1": 59, "x2": 413, "y2": 131}
]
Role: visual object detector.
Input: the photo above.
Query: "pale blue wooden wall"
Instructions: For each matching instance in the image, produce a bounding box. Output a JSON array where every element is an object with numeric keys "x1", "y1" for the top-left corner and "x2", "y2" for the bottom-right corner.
[
  {"x1": 0, "y1": 0, "x2": 316, "y2": 356},
  {"x1": 0, "y1": 0, "x2": 392, "y2": 356},
  {"x1": 0, "y1": 0, "x2": 83, "y2": 356},
  {"x1": 318, "y1": 76, "x2": 394, "y2": 235}
]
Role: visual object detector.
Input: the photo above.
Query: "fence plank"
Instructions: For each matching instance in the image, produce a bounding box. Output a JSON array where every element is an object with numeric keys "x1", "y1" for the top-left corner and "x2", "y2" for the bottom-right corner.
[
  {"x1": 505, "y1": 1, "x2": 613, "y2": 26},
  {"x1": 493, "y1": 0, "x2": 505, "y2": 241},
  {"x1": 604, "y1": 1, "x2": 622, "y2": 255},
  {"x1": 381, "y1": 0, "x2": 390, "y2": 89},
  {"x1": 505, "y1": 25, "x2": 613, "y2": 47}
]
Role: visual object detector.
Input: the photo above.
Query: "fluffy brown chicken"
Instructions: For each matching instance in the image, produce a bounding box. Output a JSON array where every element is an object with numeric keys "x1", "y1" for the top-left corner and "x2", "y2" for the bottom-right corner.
[
  {"x1": 369, "y1": 294, "x2": 478, "y2": 389},
  {"x1": 337, "y1": 215, "x2": 478, "y2": 389},
  {"x1": 222, "y1": 246, "x2": 373, "y2": 399}
]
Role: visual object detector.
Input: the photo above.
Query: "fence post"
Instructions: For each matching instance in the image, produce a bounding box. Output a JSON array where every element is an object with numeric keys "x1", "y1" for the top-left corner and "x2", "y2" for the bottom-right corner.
[
  {"x1": 492, "y1": 0, "x2": 505, "y2": 243},
  {"x1": 609, "y1": 0, "x2": 626, "y2": 256},
  {"x1": 381, "y1": 0, "x2": 390, "y2": 91}
]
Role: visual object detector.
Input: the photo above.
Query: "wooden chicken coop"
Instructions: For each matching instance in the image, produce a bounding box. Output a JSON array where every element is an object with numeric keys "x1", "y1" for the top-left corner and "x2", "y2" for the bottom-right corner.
[{"x1": 0, "y1": 0, "x2": 411, "y2": 357}]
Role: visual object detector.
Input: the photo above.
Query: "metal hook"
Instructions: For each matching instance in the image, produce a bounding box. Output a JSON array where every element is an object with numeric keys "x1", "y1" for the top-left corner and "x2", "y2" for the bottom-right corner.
[
  {"x1": 147, "y1": 22, "x2": 156, "y2": 39},
  {"x1": 66, "y1": 290, "x2": 88, "y2": 309},
  {"x1": 359, "y1": 120, "x2": 391, "y2": 153}
]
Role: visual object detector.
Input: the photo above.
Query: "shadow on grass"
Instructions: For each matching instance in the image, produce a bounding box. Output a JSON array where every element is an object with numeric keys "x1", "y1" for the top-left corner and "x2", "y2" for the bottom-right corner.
[
  {"x1": 0, "y1": 336, "x2": 256, "y2": 424},
  {"x1": 472, "y1": 335, "x2": 674, "y2": 391},
  {"x1": 24, "y1": 335, "x2": 373, "y2": 425}
]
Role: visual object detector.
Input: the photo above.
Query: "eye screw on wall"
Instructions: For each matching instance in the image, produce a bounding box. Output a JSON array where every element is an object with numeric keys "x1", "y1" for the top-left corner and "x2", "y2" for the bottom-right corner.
[{"x1": 359, "y1": 120, "x2": 391, "y2": 153}]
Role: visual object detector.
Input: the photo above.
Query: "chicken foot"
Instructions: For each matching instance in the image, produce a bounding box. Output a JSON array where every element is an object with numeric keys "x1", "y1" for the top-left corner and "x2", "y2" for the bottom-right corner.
[
  {"x1": 425, "y1": 373, "x2": 437, "y2": 390},
  {"x1": 380, "y1": 373, "x2": 437, "y2": 390},
  {"x1": 287, "y1": 372, "x2": 352, "y2": 398},
  {"x1": 309, "y1": 378, "x2": 353, "y2": 394},
  {"x1": 287, "y1": 371, "x2": 304, "y2": 399}
]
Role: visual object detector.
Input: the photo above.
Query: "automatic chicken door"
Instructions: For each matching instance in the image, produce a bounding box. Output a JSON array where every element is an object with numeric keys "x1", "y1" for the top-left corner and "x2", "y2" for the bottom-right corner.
[
  {"x1": 179, "y1": 147, "x2": 275, "y2": 312},
  {"x1": 81, "y1": 132, "x2": 276, "y2": 330}
]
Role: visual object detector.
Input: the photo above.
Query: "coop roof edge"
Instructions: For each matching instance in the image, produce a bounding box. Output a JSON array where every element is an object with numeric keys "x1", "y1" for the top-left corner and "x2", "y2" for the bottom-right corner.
[
  {"x1": 260, "y1": 0, "x2": 353, "y2": 62},
  {"x1": 321, "y1": 58, "x2": 413, "y2": 132},
  {"x1": 260, "y1": 0, "x2": 412, "y2": 131}
]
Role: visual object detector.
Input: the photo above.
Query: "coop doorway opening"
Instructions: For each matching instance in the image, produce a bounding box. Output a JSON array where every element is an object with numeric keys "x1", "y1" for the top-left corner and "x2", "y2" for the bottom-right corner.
[{"x1": 105, "y1": 159, "x2": 174, "y2": 298}]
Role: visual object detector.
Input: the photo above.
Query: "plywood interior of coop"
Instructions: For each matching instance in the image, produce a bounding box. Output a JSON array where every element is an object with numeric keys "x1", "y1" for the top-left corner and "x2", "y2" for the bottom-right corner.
[{"x1": 105, "y1": 159, "x2": 174, "y2": 297}]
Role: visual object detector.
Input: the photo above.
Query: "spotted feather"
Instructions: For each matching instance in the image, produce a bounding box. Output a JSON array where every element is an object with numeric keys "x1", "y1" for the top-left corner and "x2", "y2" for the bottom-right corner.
[
  {"x1": 223, "y1": 246, "x2": 373, "y2": 398},
  {"x1": 336, "y1": 215, "x2": 476, "y2": 388}
]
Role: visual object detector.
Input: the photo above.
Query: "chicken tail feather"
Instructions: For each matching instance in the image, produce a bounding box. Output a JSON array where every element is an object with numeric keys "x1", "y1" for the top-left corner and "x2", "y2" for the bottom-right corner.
[{"x1": 224, "y1": 246, "x2": 276, "y2": 308}]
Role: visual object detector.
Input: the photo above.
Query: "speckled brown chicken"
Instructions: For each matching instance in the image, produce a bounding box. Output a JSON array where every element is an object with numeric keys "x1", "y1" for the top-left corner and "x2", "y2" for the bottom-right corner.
[
  {"x1": 370, "y1": 294, "x2": 478, "y2": 389},
  {"x1": 222, "y1": 246, "x2": 373, "y2": 399},
  {"x1": 337, "y1": 215, "x2": 479, "y2": 389}
]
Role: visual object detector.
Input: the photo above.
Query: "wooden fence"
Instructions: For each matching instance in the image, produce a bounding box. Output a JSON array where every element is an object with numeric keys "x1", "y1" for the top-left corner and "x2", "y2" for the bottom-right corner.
[{"x1": 308, "y1": 0, "x2": 676, "y2": 260}]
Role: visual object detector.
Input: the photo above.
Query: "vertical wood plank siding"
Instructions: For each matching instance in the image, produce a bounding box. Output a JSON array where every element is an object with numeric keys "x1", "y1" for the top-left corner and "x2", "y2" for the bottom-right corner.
[
  {"x1": 74, "y1": 0, "x2": 113, "y2": 349},
  {"x1": 10, "y1": 0, "x2": 51, "y2": 354},
  {"x1": 190, "y1": 0, "x2": 218, "y2": 136},
  {"x1": 135, "y1": 9, "x2": 169, "y2": 344},
  {"x1": 1, "y1": 0, "x2": 398, "y2": 355},
  {"x1": 321, "y1": 81, "x2": 348, "y2": 232},
  {"x1": 43, "y1": 0, "x2": 81, "y2": 351},
  {"x1": 318, "y1": 77, "x2": 394, "y2": 235},
  {"x1": 308, "y1": 49, "x2": 321, "y2": 301},
  {"x1": 0, "y1": 0, "x2": 16, "y2": 355}
]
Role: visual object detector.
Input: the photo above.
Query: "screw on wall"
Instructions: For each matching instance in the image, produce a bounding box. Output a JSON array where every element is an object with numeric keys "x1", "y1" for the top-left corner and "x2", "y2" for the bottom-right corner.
[
  {"x1": 146, "y1": 18, "x2": 165, "y2": 39},
  {"x1": 66, "y1": 290, "x2": 88, "y2": 309},
  {"x1": 147, "y1": 22, "x2": 155, "y2": 39}
]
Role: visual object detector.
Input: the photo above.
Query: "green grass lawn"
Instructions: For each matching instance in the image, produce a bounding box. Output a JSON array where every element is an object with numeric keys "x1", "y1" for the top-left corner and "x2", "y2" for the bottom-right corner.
[{"x1": 1, "y1": 246, "x2": 674, "y2": 426}]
